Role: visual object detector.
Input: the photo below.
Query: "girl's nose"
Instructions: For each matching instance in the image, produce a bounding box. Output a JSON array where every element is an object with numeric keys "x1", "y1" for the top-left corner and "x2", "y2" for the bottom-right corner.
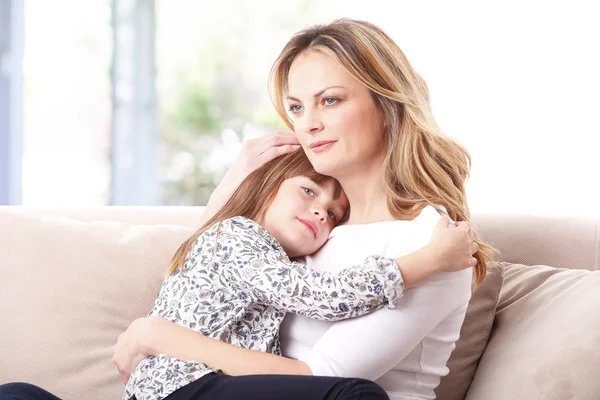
[{"x1": 313, "y1": 210, "x2": 325, "y2": 222}]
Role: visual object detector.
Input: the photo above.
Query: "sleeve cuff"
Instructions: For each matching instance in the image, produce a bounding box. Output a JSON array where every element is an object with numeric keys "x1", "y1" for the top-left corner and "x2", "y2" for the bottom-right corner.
[{"x1": 373, "y1": 255, "x2": 405, "y2": 308}]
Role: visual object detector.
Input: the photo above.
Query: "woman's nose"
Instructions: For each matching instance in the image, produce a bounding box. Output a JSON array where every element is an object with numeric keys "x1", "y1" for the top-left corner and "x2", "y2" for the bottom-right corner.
[{"x1": 304, "y1": 109, "x2": 324, "y2": 134}]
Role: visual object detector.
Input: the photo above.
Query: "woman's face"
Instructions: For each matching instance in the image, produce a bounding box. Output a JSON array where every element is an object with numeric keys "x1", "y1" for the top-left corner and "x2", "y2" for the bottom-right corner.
[
  {"x1": 286, "y1": 50, "x2": 386, "y2": 178},
  {"x1": 260, "y1": 176, "x2": 348, "y2": 258}
]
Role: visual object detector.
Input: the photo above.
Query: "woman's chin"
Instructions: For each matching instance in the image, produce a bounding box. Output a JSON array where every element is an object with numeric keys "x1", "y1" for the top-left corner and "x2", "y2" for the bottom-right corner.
[{"x1": 310, "y1": 161, "x2": 340, "y2": 178}]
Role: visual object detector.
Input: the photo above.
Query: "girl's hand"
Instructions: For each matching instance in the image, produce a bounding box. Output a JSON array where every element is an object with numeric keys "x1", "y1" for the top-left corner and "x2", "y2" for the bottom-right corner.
[
  {"x1": 112, "y1": 317, "x2": 158, "y2": 384},
  {"x1": 427, "y1": 216, "x2": 479, "y2": 272}
]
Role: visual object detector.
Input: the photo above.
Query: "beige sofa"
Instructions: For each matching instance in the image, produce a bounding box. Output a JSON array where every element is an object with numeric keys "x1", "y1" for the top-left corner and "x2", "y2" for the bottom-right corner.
[{"x1": 1, "y1": 207, "x2": 598, "y2": 400}]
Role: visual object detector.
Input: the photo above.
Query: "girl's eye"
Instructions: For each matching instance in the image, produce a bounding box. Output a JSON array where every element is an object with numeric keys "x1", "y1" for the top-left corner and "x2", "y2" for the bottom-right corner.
[
  {"x1": 288, "y1": 104, "x2": 303, "y2": 113},
  {"x1": 327, "y1": 210, "x2": 337, "y2": 222},
  {"x1": 323, "y1": 97, "x2": 338, "y2": 106},
  {"x1": 302, "y1": 187, "x2": 315, "y2": 197}
]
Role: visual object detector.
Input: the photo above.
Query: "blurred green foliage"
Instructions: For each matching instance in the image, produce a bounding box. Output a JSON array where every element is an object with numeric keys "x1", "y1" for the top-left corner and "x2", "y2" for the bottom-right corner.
[{"x1": 157, "y1": 0, "x2": 338, "y2": 205}]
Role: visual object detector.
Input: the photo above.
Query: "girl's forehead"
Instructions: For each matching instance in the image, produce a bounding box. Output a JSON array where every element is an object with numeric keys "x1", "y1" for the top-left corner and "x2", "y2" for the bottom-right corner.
[
  {"x1": 294, "y1": 176, "x2": 346, "y2": 200},
  {"x1": 319, "y1": 181, "x2": 349, "y2": 205}
]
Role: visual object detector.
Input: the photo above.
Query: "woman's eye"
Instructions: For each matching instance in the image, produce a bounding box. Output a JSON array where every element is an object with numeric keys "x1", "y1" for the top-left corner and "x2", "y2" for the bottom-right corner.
[
  {"x1": 323, "y1": 97, "x2": 338, "y2": 106},
  {"x1": 302, "y1": 187, "x2": 315, "y2": 196},
  {"x1": 327, "y1": 210, "x2": 337, "y2": 222},
  {"x1": 288, "y1": 104, "x2": 303, "y2": 113}
]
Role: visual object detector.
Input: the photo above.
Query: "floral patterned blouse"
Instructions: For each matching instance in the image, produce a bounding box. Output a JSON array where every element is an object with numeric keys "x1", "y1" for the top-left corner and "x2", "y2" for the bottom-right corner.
[{"x1": 123, "y1": 216, "x2": 405, "y2": 400}]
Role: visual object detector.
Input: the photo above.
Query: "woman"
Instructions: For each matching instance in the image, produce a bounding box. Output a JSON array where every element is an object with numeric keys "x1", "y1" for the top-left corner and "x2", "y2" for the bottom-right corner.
[
  {"x1": 0, "y1": 18, "x2": 491, "y2": 400},
  {"x1": 115, "y1": 18, "x2": 492, "y2": 399},
  {"x1": 121, "y1": 150, "x2": 475, "y2": 400}
]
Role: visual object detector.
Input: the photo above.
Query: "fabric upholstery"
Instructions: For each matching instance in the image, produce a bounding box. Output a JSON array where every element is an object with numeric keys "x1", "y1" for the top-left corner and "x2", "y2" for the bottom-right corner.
[
  {"x1": 0, "y1": 209, "x2": 193, "y2": 400},
  {"x1": 465, "y1": 262, "x2": 600, "y2": 400},
  {"x1": 471, "y1": 214, "x2": 599, "y2": 271},
  {"x1": 435, "y1": 263, "x2": 504, "y2": 400}
]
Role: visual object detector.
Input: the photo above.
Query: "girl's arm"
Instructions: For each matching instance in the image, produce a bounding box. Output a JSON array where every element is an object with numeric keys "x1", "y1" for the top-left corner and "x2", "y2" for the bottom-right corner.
[
  {"x1": 114, "y1": 219, "x2": 476, "y2": 379},
  {"x1": 217, "y1": 218, "x2": 433, "y2": 320},
  {"x1": 218, "y1": 216, "x2": 474, "y2": 321},
  {"x1": 115, "y1": 238, "x2": 455, "y2": 380}
]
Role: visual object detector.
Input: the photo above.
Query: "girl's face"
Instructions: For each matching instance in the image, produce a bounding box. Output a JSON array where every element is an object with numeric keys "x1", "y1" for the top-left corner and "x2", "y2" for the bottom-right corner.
[
  {"x1": 260, "y1": 176, "x2": 348, "y2": 258},
  {"x1": 286, "y1": 50, "x2": 387, "y2": 178}
]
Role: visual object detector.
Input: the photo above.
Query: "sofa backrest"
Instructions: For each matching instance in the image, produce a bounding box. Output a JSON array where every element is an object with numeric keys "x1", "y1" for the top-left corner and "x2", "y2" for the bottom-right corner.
[
  {"x1": 472, "y1": 213, "x2": 599, "y2": 271},
  {"x1": 16, "y1": 207, "x2": 599, "y2": 271}
]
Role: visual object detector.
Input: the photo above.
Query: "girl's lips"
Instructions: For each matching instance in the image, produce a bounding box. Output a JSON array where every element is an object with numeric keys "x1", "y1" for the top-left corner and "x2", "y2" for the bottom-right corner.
[{"x1": 297, "y1": 218, "x2": 317, "y2": 238}]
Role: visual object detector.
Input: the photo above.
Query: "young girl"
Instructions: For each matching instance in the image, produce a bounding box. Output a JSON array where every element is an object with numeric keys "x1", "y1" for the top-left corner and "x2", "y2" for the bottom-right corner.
[{"x1": 122, "y1": 149, "x2": 476, "y2": 400}]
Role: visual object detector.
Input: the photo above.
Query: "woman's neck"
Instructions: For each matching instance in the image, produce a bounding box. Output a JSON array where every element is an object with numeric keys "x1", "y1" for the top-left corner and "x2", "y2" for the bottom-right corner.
[{"x1": 337, "y1": 165, "x2": 395, "y2": 225}]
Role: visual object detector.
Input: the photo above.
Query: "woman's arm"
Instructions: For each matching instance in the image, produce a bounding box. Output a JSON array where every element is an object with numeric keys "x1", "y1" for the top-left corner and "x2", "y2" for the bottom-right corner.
[
  {"x1": 113, "y1": 316, "x2": 310, "y2": 382},
  {"x1": 142, "y1": 316, "x2": 312, "y2": 376},
  {"x1": 124, "y1": 263, "x2": 472, "y2": 379},
  {"x1": 297, "y1": 269, "x2": 473, "y2": 380}
]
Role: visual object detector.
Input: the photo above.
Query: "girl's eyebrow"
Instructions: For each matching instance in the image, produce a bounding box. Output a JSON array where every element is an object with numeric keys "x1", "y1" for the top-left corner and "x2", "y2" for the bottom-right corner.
[{"x1": 286, "y1": 85, "x2": 346, "y2": 103}]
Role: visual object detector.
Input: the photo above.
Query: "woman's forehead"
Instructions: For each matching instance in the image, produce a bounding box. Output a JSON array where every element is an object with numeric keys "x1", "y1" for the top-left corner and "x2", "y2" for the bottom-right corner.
[{"x1": 287, "y1": 52, "x2": 355, "y2": 93}]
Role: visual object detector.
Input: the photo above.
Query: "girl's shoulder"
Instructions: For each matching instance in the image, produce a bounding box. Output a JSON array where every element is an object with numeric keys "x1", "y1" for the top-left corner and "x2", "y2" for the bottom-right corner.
[
  {"x1": 193, "y1": 216, "x2": 259, "y2": 246},
  {"x1": 219, "y1": 216, "x2": 262, "y2": 233},
  {"x1": 215, "y1": 216, "x2": 283, "y2": 252}
]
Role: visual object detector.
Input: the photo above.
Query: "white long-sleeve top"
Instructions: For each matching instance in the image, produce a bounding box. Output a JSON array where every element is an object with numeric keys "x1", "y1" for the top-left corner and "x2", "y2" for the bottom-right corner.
[{"x1": 280, "y1": 206, "x2": 473, "y2": 400}]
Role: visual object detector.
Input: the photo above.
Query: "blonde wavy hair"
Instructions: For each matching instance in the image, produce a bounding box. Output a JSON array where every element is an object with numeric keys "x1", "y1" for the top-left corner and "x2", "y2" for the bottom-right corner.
[{"x1": 269, "y1": 18, "x2": 494, "y2": 286}]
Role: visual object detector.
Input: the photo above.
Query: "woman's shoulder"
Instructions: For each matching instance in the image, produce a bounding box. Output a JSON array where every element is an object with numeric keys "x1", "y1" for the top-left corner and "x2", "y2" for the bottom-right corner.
[{"x1": 329, "y1": 205, "x2": 444, "y2": 239}]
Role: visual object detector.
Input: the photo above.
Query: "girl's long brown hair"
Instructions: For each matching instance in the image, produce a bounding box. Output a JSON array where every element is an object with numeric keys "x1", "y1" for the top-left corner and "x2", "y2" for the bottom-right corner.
[
  {"x1": 268, "y1": 18, "x2": 495, "y2": 286},
  {"x1": 167, "y1": 149, "x2": 347, "y2": 275}
]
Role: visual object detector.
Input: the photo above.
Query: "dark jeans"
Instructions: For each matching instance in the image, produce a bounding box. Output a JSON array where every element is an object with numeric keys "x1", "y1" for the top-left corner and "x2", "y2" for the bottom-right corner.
[
  {"x1": 0, "y1": 383, "x2": 60, "y2": 400},
  {"x1": 164, "y1": 373, "x2": 389, "y2": 400},
  {"x1": 0, "y1": 374, "x2": 389, "y2": 400}
]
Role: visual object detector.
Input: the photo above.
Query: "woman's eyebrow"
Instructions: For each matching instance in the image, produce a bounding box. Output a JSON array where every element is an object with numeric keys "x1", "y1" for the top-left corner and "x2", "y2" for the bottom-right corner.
[{"x1": 286, "y1": 85, "x2": 345, "y2": 102}]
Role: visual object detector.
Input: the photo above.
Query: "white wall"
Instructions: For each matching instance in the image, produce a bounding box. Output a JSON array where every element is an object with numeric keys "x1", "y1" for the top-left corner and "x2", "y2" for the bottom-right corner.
[{"x1": 343, "y1": 1, "x2": 600, "y2": 217}]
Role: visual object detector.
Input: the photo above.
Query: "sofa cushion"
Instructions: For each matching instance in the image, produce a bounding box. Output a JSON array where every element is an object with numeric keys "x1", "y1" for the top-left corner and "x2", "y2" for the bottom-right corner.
[
  {"x1": 0, "y1": 209, "x2": 194, "y2": 400},
  {"x1": 465, "y1": 262, "x2": 600, "y2": 400},
  {"x1": 435, "y1": 263, "x2": 504, "y2": 400}
]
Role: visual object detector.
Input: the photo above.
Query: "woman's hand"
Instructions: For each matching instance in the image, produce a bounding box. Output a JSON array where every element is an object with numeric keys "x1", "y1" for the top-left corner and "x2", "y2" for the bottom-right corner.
[
  {"x1": 112, "y1": 317, "x2": 162, "y2": 384},
  {"x1": 238, "y1": 130, "x2": 301, "y2": 172},
  {"x1": 427, "y1": 216, "x2": 479, "y2": 272},
  {"x1": 200, "y1": 131, "x2": 300, "y2": 225},
  {"x1": 220, "y1": 131, "x2": 300, "y2": 191}
]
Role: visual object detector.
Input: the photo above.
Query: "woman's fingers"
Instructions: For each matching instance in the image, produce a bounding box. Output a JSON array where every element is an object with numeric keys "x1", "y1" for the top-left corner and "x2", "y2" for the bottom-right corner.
[
  {"x1": 259, "y1": 144, "x2": 302, "y2": 162},
  {"x1": 256, "y1": 131, "x2": 301, "y2": 162},
  {"x1": 261, "y1": 132, "x2": 299, "y2": 153},
  {"x1": 471, "y1": 241, "x2": 480, "y2": 255},
  {"x1": 252, "y1": 131, "x2": 297, "y2": 153},
  {"x1": 469, "y1": 229, "x2": 477, "y2": 241},
  {"x1": 234, "y1": 131, "x2": 298, "y2": 174}
]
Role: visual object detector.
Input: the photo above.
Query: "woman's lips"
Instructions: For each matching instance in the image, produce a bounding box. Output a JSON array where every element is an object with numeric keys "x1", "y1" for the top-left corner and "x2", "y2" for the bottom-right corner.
[
  {"x1": 297, "y1": 218, "x2": 317, "y2": 238},
  {"x1": 309, "y1": 141, "x2": 336, "y2": 153}
]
